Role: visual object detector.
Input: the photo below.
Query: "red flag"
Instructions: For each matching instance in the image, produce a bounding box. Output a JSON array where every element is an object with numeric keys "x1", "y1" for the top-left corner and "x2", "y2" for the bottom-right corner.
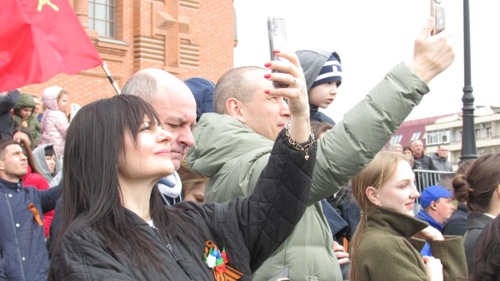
[{"x1": 0, "y1": 0, "x2": 103, "y2": 92}]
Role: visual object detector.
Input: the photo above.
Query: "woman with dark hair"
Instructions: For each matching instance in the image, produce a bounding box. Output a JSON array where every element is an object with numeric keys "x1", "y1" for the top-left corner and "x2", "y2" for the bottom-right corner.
[
  {"x1": 349, "y1": 151, "x2": 466, "y2": 281},
  {"x1": 452, "y1": 153, "x2": 500, "y2": 274},
  {"x1": 442, "y1": 159, "x2": 475, "y2": 236},
  {"x1": 49, "y1": 55, "x2": 316, "y2": 280},
  {"x1": 470, "y1": 215, "x2": 500, "y2": 281}
]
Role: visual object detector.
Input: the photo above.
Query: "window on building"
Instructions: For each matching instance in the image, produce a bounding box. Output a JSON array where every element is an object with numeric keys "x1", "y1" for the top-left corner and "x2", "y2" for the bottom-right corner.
[
  {"x1": 485, "y1": 126, "x2": 492, "y2": 138},
  {"x1": 426, "y1": 130, "x2": 450, "y2": 145},
  {"x1": 390, "y1": 135, "x2": 403, "y2": 144},
  {"x1": 88, "y1": 0, "x2": 115, "y2": 38},
  {"x1": 410, "y1": 132, "x2": 421, "y2": 142}
]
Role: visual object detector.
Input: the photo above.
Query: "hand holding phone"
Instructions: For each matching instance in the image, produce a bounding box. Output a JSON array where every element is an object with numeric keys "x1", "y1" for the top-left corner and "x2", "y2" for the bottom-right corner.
[
  {"x1": 430, "y1": 0, "x2": 445, "y2": 35},
  {"x1": 267, "y1": 16, "x2": 288, "y2": 88},
  {"x1": 268, "y1": 16, "x2": 287, "y2": 61}
]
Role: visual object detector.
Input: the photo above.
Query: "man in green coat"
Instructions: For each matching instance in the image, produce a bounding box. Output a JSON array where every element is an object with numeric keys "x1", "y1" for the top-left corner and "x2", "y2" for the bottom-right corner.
[{"x1": 187, "y1": 18, "x2": 456, "y2": 281}]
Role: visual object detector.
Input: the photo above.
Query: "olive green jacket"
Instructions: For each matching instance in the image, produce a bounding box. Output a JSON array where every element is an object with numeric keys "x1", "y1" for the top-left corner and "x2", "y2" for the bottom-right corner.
[
  {"x1": 13, "y1": 93, "x2": 41, "y2": 147},
  {"x1": 188, "y1": 63, "x2": 428, "y2": 281},
  {"x1": 353, "y1": 207, "x2": 467, "y2": 281}
]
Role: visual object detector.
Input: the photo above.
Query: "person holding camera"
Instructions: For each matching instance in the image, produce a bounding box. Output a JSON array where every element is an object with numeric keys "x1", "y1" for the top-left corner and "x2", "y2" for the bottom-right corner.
[{"x1": 188, "y1": 18, "x2": 456, "y2": 281}]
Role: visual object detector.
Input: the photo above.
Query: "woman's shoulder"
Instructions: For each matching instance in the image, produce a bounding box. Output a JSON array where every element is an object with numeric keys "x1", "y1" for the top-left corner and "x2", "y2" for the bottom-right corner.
[
  {"x1": 358, "y1": 229, "x2": 408, "y2": 253},
  {"x1": 59, "y1": 215, "x2": 97, "y2": 235}
]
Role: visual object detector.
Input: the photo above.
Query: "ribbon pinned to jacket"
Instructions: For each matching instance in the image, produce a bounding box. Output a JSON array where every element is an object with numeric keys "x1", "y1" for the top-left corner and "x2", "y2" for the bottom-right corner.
[
  {"x1": 28, "y1": 203, "x2": 43, "y2": 226},
  {"x1": 203, "y1": 240, "x2": 243, "y2": 281}
]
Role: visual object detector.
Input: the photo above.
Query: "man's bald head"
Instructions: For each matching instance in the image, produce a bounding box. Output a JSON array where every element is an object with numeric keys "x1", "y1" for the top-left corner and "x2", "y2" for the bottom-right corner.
[
  {"x1": 122, "y1": 68, "x2": 197, "y2": 170},
  {"x1": 122, "y1": 68, "x2": 192, "y2": 102},
  {"x1": 213, "y1": 66, "x2": 265, "y2": 114}
]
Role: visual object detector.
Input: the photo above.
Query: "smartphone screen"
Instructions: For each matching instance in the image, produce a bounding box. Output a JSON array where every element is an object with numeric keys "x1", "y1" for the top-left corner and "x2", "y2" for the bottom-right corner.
[
  {"x1": 267, "y1": 16, "x2": 288, "y2": 87},
  {"x1": 430, "y1": 0, "x2": 445, "y2": 35}
]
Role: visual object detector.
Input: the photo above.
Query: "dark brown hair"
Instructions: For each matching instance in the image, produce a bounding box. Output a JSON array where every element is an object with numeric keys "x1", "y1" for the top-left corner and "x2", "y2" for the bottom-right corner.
[
  {"x1": 55, "y1": 95, "x2": 196, "y2": 269},
  {"x1": 452, "y1": 153, "x2": 500, "y2": 213}
]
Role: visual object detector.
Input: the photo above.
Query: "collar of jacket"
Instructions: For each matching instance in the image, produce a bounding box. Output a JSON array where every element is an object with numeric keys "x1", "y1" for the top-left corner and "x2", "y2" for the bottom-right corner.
[
  {"x1": 413, "y1": 152, "x2": 426, "y2": 160},
  {"x1": 309, "y1": 104, "x2": 319, "y2": 115},
  {"x1": 466, "y1": 212, "x2": 494, "y2": 230},
  {"x1": 457, "y1": 202, "x2": 468, "y2": 212},
  {"x1": 416, "y1": 209, "x2": 443, "y2": 231},
  {"x1": 366, "y1": 206, "x2": 428, "y2": 238},
  {"x1": 433, "y1": 153, "x2": 448, "y2": 161},
  {"x1": 0, "y1": 177, "x2": 22, "y2": 190}
]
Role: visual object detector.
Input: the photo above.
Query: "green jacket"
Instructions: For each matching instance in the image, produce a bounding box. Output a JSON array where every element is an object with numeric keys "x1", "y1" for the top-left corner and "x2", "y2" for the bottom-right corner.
[
  {"x1": 188, "y1": 63, "x2": 428, "y2": 281},
  {"x1": 13, "y1": 93, "x2": 41, "y2": 147},
  {"x1": 353, "y1": 207, "x2": 467, "y2": 281}
]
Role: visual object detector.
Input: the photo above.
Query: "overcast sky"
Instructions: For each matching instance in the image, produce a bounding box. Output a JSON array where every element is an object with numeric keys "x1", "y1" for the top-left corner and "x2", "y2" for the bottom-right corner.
[{"x1": 233, "y1": 0, "x2": 500, "y2": 122}]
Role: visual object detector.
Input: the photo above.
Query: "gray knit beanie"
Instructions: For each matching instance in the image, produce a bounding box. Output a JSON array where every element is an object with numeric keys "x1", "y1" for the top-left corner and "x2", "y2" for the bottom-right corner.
[{"x1": 296, "y1": 50, "x2": 342, "y2": 91}]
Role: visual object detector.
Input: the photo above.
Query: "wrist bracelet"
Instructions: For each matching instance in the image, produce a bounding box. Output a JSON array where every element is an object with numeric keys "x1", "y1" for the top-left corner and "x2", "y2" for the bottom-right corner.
[{"x1": 285, "y1": 122, "x2": 316, "y2": 161}]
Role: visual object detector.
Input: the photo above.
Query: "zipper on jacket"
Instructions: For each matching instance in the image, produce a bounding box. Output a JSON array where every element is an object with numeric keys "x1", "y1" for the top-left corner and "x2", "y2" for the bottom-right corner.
[
  {"x1": 152, "y1": 228, "x2": 194, "y2": 281},
  {"x1": 5, "y1": 193, "x2": 27, "y2": 281}
]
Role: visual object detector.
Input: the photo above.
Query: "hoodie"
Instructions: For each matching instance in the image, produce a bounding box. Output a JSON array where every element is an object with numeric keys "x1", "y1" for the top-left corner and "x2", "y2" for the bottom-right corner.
[
  {"x1": 296, "y1": 49, "x2": 341, "y2": 92},
  {"x1": 184, "y1": 77, "x2": 216, "y2": 121},
  {"x1": 32, "y1": 144, "x2": 63, "y2": 187},
  {"x1": 38, "y1": 86, "x2": 69, "y2": 158},
  {"x1": 296, "y1": 49, "x2": 342, "y2": 125},
  {"x1": 13, "y1": 93, "x2": 42, "y2": 147}
]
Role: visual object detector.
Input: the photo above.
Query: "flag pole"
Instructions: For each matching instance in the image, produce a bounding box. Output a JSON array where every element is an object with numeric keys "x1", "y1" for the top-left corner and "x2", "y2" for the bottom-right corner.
[{"x1": 101, "y1": 62, "x2": 121, "y2": 95}]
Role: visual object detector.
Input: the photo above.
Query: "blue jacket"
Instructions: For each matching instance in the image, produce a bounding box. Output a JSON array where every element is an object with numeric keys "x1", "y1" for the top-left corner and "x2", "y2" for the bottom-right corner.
[
  {"x1": 416, "y1": 209, "x2": 443, "y2": 256},
  {"x1": 0, "y1": 178, "x2": 59, "y2": 281}
]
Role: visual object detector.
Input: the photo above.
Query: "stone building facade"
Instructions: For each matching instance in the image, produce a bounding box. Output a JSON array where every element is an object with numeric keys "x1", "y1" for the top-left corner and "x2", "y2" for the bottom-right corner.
[{"x1": 21, "y1": 0, "x2": 235, "y2": 108}]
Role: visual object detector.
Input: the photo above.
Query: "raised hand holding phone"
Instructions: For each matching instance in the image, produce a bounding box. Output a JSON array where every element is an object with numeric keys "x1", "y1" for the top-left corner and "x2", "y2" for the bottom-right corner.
[
  {"x1": 430, "y1": 0, "x2": 445, "y2": 35},
  {"x1": 268, "y1": 16, "x2": 289, "y2": 88}
]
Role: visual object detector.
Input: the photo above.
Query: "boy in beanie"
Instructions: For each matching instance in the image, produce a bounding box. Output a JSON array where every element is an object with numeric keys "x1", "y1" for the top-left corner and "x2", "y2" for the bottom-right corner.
[
  {"x1": 297, "y1": 49, "x2": 349, "y2": 279},
  {"x1": 296, "y1": 49, "x2": 342, "y2": 124}
]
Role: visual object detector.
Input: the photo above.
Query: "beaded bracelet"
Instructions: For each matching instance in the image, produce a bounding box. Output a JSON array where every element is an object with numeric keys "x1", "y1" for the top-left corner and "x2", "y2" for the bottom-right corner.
[{"x1": 285, "y1": 122, "x2": 316, "y2": 160}]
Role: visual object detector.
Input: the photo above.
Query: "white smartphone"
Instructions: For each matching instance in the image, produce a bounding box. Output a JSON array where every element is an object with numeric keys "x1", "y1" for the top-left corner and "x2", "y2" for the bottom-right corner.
[
  {"x1": 267, "y1": 16, "x2": 288, "y2": 88},
  {"x1": 430, "y1": 0, "x2": 445, "y2": 35}
]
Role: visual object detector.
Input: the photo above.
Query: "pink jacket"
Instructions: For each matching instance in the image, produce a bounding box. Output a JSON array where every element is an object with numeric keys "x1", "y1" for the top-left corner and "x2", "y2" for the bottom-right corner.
[{"x1": 38, "y1": 86, "x2": 69, "y2": 158}]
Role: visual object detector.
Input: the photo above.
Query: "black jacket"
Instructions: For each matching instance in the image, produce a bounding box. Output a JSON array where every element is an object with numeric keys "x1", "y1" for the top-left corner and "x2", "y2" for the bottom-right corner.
[
  {"x1": 413, "y1": 153, "x2": 437, "y2": 170},
  {"x1": 0, "y1": 90, "x2": 20, "y2": 139},
  {"x1": 309, "y1": 105, "x2": 335, "y2": 125},
  {"x1": 48, "y1": 129, "x2": 316, "y2": 280},
  {"x1": 442, "y1": 202, "x2": 468, "y2": 236},
  {"x1": 464, "y1": 212, "x2": 494, "y2": 273}
]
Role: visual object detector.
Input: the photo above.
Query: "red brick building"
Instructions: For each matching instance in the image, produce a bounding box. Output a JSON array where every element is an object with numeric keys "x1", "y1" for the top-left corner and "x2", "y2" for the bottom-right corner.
[{"x1": 21, "y1": 0, "x2": 235, "y2": 109}]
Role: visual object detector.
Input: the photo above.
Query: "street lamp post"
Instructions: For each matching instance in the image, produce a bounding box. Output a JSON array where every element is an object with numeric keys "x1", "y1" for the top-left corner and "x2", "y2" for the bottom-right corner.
[{"x1": 460, "y1": 0, "x2": 478, "y2": 163}]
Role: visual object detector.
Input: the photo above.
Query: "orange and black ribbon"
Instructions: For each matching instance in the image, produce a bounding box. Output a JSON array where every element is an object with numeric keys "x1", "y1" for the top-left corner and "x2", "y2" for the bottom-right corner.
[
  {"x1": 204, "y1": 240, "x2": 243, "y2": 281},
  {"x1": 28, "y1": 203, "x2": 43, "y2": 226}
]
